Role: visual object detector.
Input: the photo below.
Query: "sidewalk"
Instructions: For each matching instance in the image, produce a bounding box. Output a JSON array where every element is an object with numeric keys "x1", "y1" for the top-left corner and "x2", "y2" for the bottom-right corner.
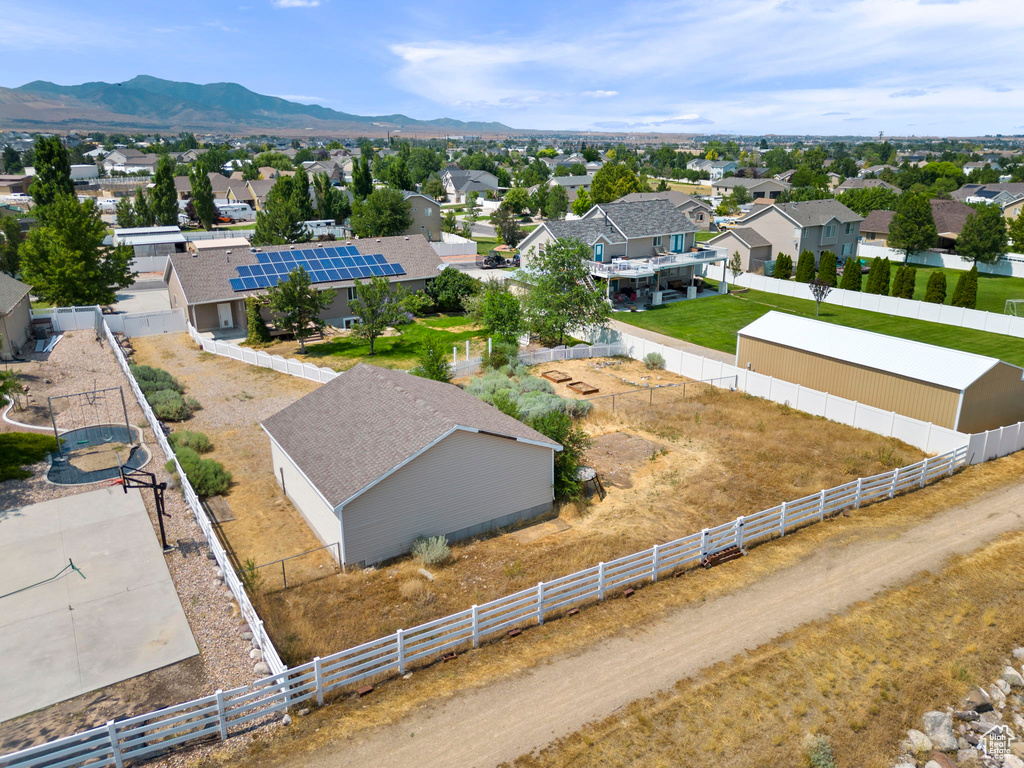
[{"x1": 609, "y1": 319, "x2": 734, "y2": 364}]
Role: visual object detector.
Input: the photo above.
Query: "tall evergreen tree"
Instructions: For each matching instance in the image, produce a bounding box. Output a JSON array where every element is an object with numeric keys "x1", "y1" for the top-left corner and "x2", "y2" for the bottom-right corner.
[
  {"x1": 839, "y1": 259, "x2": 862, "y2": 291},
  {"x1": 29, "y1": 136, "x2": 74, "y2": 213},
  {"x1": 290, "y1": 166, "x2": 315, "y2": 222},
  {"x1": 114, "y1": 194, "x2": 137, "y2": 228},
  {"x1": 150, "y1": 155, "x2": 179, "y2": 226},
  {"x1": 794, "y1": 249, "x2": 817, "y2": 283},
  {"x1": 252, "y1": 175, "x2": 310, "y2": 246},
  {"x1": 888, "y1": 192, "x2": 937, "y2": 260},
  {"x1": 951, "y1": 264, "x2": 979, "y2": 308},
  {"x1": 817, "y1": 250, "x2": 837, "y2": 287},
  {"x1": 3, "y1": 146, "x2": 24, "y2": 174},
  {"x1": 924, "y1": 270, "x2": 947, "y2": 304},
  {"x1": 877, "y1": 257, "x2": 892, "y2": 295},
  {"x1": 774, "y1": 252, "x2": 792, "y2": 280},
  {"x1": 352, "y1": 155, "x2": 373, "y2": 200},
  {"x1": 133, "y1": 187, "x2": 155, "y2": 227},
  {"x1": 189, "y1": 166, "x2": 217, "y2": 230},
  {"x1": 957, "y1": 205, "x2": 1008, "y2": 264},
  {"x1": 545, "y1": 184, "x2": 569, "y2": 220},
  {"x1": 0, "y1": 217, "x2": 23, "y2": 277},
  {"x1": 313, "y1": 172, "x2": 350, "y2": 224},
  {"x1": 864, "y1": 257, "x2": 884, "y2": 294},
  {"x1": 901, "y1": 266, "x2": 918, "y2": 299}
]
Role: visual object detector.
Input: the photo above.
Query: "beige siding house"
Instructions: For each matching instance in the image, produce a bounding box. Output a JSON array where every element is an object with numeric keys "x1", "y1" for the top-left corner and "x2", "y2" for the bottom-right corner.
[
  {"x1": 707, "y1": 227, "x2": 773, "y2": 273},
  {"x1": 0, "y1": 274, "x2": 32, "y2": 360},
  {"x1": 736, "y1": 199, "x2": 863, "y2": 263},
  {"x1": 262, "y1": 364, "x2": 561, "y2": 566},
  {"x1": 403, "y1": 193, "x2": 441, "y2": 242}
]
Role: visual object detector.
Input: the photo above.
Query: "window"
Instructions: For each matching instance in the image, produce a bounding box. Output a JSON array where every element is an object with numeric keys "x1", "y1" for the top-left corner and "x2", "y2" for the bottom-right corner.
[
  {"x1": 425, "y1": 207, "x2": 432, "y2": 216},
  {"x1": 670, "y1": 234, "x2": 685, "y2": 253},
  {"x1": 652, "y1": 236, "x2": 662, "y2": 247},
  {"x1": 594, "y1": 243, "x2": 604, "y2": 261},
  {"x1": 841, "y1": 242, "x2": 853, "y2": 256},
  {"x1": 824, "y1": 224, "x2": 837, "y2": 239},
  {"x1": 844, "y1": 222, "x2": 854, "y2": 235},
  {"x1": 347, "y1": 287, "x2": 356, "y2": 301}
]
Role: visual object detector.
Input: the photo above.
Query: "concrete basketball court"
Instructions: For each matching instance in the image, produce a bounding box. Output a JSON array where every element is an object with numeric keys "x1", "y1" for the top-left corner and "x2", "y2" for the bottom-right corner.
[{"x1": 0, "y1": 486, "x2": 198, "y2": 723}]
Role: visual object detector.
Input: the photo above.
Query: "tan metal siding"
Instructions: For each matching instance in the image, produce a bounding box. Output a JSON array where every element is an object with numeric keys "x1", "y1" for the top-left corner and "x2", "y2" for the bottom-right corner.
[
  {"x1": 341, "y1": 430, "x2": 554, "y2": 565},
  {"x1": 736, "y1": 336, "x2": 961, "y2": 428},
  {"x1": 270, "y1": 438, "x2": 342, "y2": 556},
  {"x1": 1, "y1": 294, "x2": 31, "y2": 358},
  {"x1": 958, "y1": 362, "x2": 1024, "y2": 433}
]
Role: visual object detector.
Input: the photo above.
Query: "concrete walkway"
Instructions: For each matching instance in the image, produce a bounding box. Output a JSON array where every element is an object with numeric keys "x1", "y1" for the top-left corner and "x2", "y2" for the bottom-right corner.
[{"x1": 609, "y1": 319, "x2": 734, "y2": 364}]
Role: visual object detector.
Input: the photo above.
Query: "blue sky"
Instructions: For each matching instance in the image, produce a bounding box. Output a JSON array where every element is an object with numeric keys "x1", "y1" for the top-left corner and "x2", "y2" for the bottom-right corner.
[{"x1": 2, "y1": 0, "x2": 1023, "y2": 135}]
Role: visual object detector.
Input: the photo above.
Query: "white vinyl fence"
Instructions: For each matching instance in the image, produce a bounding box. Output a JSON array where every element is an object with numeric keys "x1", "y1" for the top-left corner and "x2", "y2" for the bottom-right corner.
[
  {"x1": 0, "y1": 434, "x2": 968, "y2": 768},
  {"x1": 33, "y1": 307, "x2": 188, "y2": 338},
  {"x1": 31, "y1": 306, "x2": 103, "y2": 332},
  {"x1": 129, "y1": 254, "x2": 170, "y2": 273},
  {"x1": 430, "y1": 241, "x2": 478, "y2": 258},
  {"x1": 728, "y1": 271, "x2": 1024, "y2": 339},
  {"x1": 857, "y1": 243, "x2": 1024, "y2": 279},
  {"x1": 186, "y1": 324, "x2": 341, "y2": 384}
]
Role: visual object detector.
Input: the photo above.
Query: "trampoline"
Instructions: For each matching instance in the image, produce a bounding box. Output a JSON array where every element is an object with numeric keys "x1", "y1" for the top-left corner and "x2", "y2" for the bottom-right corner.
[{"x1": 47, "y1": 424, "x2": 150, "y2": 485}]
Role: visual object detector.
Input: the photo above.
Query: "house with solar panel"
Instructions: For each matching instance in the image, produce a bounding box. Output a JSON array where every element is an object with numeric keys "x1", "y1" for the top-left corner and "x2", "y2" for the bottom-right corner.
[{"x1": 163, "y1": 234, "x2": 444, "y2": 333}]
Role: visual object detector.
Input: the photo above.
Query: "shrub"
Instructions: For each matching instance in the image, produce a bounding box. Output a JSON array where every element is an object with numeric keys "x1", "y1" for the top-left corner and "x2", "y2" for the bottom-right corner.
[
  {"x1": 924, "y1": 270, "x2": 947, "y2": 303},
  {"x1": 482, "y1": 340, "x2": 520, "y2": 371},
  {"x1": 130, "y1": 364, "x2": 182, "y2": 395},
  {"x1": 410, "y1": 341, "x2": 453, "y2": 383},
  {"x1": 643, "y1": 352, "x2": 665, "y2": 370},
  {"x1": 411, "y1": 535, "x2": 451, "y2": 566},
  {"x1": 245, "y1": 297, "x2": 272, "y2": 346},
  {"x1": 839, "y1": 259, "x2": 862, "y2": 291},
  {"x1": 148, "y1": 389, "x2": 197, "y2": 421},
  {"x1": 173, "y1": 446, "x2": 232, "y2": 497},
  {"x1": 794, "y1": 250, "x2": 817, "y2": 283},
  {"x1": 0, "y1": 432, "x2": 59, "y2": 481},
  {"x1": 774, "y1": 252, "x2": 792, "y2": 280},
  {"x1": 951, "y1": 264, "x2": 978, "y2": 308},
  {"x1": 168, "y1": 430, "x2": 213, "y2": 454},
  {"x1": 817, "y1": 251, "x2": 837, "y2": 287},
  {"x1": 491, "y1": 390, "x2": 521, "y2": 419},
  {"x1": 803, "y1": 734, "x2": 837, "y2": 768},
  {"x1": 518, "y1": 375, "x2": 555, "y2": 394},
  {"x1": 526, "y1": 410, "x2": 592, "y2": 499}
]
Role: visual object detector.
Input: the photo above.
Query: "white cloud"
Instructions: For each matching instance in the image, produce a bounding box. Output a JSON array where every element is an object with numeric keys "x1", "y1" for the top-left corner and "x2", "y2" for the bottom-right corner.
[
  {"x1": 581, "y1": 90, "x2": 618, "y2": 98},
  {"x1": 271, "y1": 0, "x2": 320, "y2": 7}
]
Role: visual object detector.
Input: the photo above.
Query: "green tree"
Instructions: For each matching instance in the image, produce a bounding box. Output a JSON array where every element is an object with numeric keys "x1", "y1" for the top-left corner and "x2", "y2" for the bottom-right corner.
[
  {"x1": 252, "y1": 176, "x2": 310, "y2": 246},
  {"x1": 924, "y1": 270, "x2": 947, "y2": 303},
  {"x1": 545, "y1": 184, "x2": 569, "y2": 220},
  {"x1": 888, "y1": 192, "x2": 937, "y2": 260},
  {"x1": 352, "y1": 155, "x2": 373, "y2": 200},
  {"x1": 312, "y1": 172, "x2": 350, "y2": 224},
  {"x1": 349, "y1": 275, "x2": 407, "y2": 355},
  {"x1": 290, "y1": 166, "x2": 315, "y2": 222},
  {"x1": 421, "y1": 176, "x2": 445, "y2": 201},
  {"x1": 1008, "y1": 215, "x2": 1024, "y2": 253},
  {"x1": 29, "y1": 136, "x2": 74, "y2": 212},
  {"x1": 114, "y1": 194, "x2": 137, "y2": 228},
  {"x1": 864, "y1": 257, "x2": 883, "y2": 294},
  {"x1": 244, "y1": 296, "x2": 272, "y2": 345},
  {"x1": 731, "y1": 184, "x2": 752, "y2": 205},
  {"x1": 729, "y1": 251, "x2": 743, "y2": 281},
  {"x1": 521, "y1": 237, "x2": 611, "y2": 345},
  {"x1": 950, "y1": 265, "x2": 978, "y2": 309},
  {"x1": 0, "y1": 217, "x2": 23, "y2": 277},
  {"x1": 20, "y1": 196, "x2": 135, "y2": 305},
  {"x1": 957, "y1": 205, "x2": 1008, "y2": 264},
  {"x1": 572, "y1": 187, "x2": 592, "y2": 216},
  {"x1": 897, "y1": 265, "x2": 917, "y2": 299},
  {"x1": 426, "y1": 266, "x2": 477, "y2": 312},
  {"x1": 350, "y1": 187, "x2": 413, "y2": 238},
  {"x1": 839, "y1": 258, "x2": 862, "y2": 291},
  {"x1": 502, "y1": 187, "x2": 530, "y2": 215},
  {"x1": 262, "y1": 265, "x2": 335, "y2": 352},
  {"x1": 590, "y1": 163, "x2": 645, "y2": 203},
  {"x1": 774, "y1": 252, "x2": 792, "y2": 280},
  {"x1": 794, "y1": 250, "x2": 817, "y2": 283},
  {"x1": 150, "y1": 155, "x2": 179, "y2": 226},
  {"x1": 525, "y1": 410, "x2": 591, "y2": 500},
  {"x1": 189, "y1": 166, "x2": 217, "y2": 230},
  {"x1": 442, "y1": 210, "x2": 458, "y2": 234},
  {"x1": 817, "y1": 250, "x2": 837, "y2": 287},
  {"x1": 474, "y1": 280, "x2": 524, "y2": 343},
  {"x1": 837, "y1": 186, "x2": 900, "y2": 217},
  {"x1": 410, "y1": 340, "x2": 453, "y2": 383},
  {"x1": 133, "y1": 187, "x2": 155, "y2": 227},
  {"x1": 2, "y1": 146, "x2": 24, "y2": 174},
  {"x1": 491, "y1": 206, "x2": 525, "y2": 248}
]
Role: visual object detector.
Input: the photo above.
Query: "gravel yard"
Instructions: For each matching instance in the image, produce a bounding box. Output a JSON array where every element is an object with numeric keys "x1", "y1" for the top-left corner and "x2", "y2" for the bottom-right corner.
[{"x1": 0, "y1": 331, "x2": 255, "y2": 753}]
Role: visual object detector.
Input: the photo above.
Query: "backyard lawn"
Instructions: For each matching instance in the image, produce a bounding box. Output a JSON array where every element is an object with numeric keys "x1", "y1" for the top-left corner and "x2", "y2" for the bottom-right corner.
[
  {"x1": 694, "y1": 231, "x2": 716, "y2": 242},
  {"x1": 617, "y1": 287, "x2": 1024, "y2": 365},
  {"x1": 907, "y1": 266, "x2": 1024, "y2": 314},
  {"x1": 474, "y1": 236, "x2": 499, "y2": 255}
]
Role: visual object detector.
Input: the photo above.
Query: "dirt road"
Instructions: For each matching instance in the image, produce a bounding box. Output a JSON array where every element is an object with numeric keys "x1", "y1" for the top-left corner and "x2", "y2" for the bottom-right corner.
[{"x1": 276, "y1": 482, "x2": 1024, "y2": 768}]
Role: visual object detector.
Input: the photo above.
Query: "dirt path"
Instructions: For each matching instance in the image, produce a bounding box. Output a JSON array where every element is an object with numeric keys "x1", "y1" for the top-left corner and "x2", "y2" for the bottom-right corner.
[
  {"x1": 274, "y1": 481, "x2": 1024, "y2": 768},
  {"x1": 608, "y1": 319, "x2": 734, "y2": 363}
]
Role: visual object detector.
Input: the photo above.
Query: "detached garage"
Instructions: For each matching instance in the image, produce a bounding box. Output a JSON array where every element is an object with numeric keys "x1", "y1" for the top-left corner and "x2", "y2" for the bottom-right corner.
[
  {"x1": 736, "y1": 312, "x2": 1024, "y2": 434},
  {"x1": 261, "y1": 364, "x2": 561, "y2": 566}
]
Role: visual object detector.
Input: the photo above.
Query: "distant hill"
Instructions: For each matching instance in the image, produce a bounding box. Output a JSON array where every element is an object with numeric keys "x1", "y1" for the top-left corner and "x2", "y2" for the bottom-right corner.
[{"x1": 0, "y1": 75, "x2": 514, "y2": 135}]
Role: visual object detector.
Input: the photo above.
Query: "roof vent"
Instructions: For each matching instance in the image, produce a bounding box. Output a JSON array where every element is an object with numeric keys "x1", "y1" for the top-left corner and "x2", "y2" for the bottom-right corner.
[
  {"x1": 289, "y1": 244, "x2": 295, "y2": 249},
  {"x1": 404, "y1": 236, "x2": 409, "y2": 240},
  {"x1": 376, "y1": 239, "x2": 382, "y2": 243}
]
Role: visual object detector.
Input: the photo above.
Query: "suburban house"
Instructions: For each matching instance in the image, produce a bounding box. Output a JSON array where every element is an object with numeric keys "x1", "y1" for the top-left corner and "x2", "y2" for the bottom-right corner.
[
  {"x1": 518, "y1": 199, "x2": 726, "y2": 305},
  {"x1": 734, "y1": 199, "x2": 863, "y2": 262},
  {"x1": 0, "y1": 175, "x2": 32, "y2": 195},
  {"x1": 1003, "y1": 195, "x2": 1024, "y2": 221},
  {"x1": 736, "y1": 312, "x2": 1024, "y2": 433},
  {"x1": 103, "y1": 150, "x2": 161, "y2": 174},
  {"x1": 246, "y1": 179, "x2": 277, "y2": 211},
  {"x1": 617, "y1": 191, "x2": 715, "y2": 230},
  {"x1": 262, "y1": 363, "x2": 561, "y2": 566},
  {"x1": 402, "y1": 192, "x2": 441, "y2": 242},
  {"x1": 834, "y1": 178, "x2": 901, "y2": 195},
  {"x1": 705, "y1": 227, "x2": 773, "y2": 273},
  {"x1": 953, "y1": 183, "x2": 1024, "y2": 204},
  {"x1": 710, "y1": 177, "x2": 790, "y2": 200},
  {"x1": 301, "y1": 160, "x2": 344, "y2": 185},
  {"x1": 860, "y1": 198, "x2": 974, "y2": 251},
  {"x1": 179, "y1": 148, "x2": 208, "y2": 163},
  {"x1": 0, "y1": 273, "x2": 32, "y2": 360},
  {"x1": 546, "y1": 174, "x2": 592, "y2": 203},
  {"x1": 686, "y1": 159, "x2": 738, "y2": 180},
  {"x1": 225, "y1": 181, "x2": 256, "y2": 208},
  {"x1": 858, "y1": 164, "x2": 899, "y2": 178},
  {"x1": 441, "y1": 168, "x2": 500, "y2": 203},
  {"x1": 163, "y1": 234, "x2": 444, "y2": 332}
]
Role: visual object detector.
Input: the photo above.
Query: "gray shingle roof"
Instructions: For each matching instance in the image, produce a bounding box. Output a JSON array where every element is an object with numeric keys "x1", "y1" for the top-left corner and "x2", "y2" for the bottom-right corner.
[
  {"x1": 835, "y1": 178, "x2": 900, "y2": 193},
  {"x1": 749, "y1": 199, "x2": 862, "y2": 227},
  {"x1": 714, "y1": 227, "x2": 770, "y2": 248},
  {"x1": 262, "y1": 363, "x2": 560, "y2": 508},
  {"x1": 617, "y1": 191, "x2": 706, "y2": 210},
  {"x1": 593, "y1": 199, "x2": 699, "y2": 237},
  {"x1": 0, "y1": 273, "x2": 30, "y2": 315},
  {"x1": 167, "y1": 234, "x2": 444, "y2": 306},
  {"x1": 544, "y1": 217, "x2": 626, "y2": 245},
  {"x1": 550, "y1": 175, "x2": 592, "y2": 187}
]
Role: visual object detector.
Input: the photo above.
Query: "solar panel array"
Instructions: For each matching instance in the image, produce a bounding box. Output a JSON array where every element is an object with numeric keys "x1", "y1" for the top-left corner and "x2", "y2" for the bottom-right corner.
[{"x1": 228, "y1": 246, "x2": 407, "y2": 292}]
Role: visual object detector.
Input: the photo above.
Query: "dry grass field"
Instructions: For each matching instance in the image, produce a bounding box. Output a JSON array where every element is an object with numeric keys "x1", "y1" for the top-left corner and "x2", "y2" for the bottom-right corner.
[{"x1": 256, "y1": 356, "x2": 924, "y2": 665}]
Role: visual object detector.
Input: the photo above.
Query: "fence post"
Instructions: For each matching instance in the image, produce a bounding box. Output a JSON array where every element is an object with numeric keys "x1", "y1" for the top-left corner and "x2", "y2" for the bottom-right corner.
[
  {"x1": 890, "y1": 468, "x2": 899, "y2": 498},
  {"x1": 779, "y1": 502, "x2": 787, "y2": 536},
  {"x1": 854, "y1": 478, "x2": 863, "y2": 509},
  {"x1": 920, "y1": 457, "x2": 929, "y2": 488},
  {"x1": 396, "y1": 629, "x2": 406, "y2": 674},
  {"x1": 215, "y1": 689, "x2": 229, "y2": 739},
  {"x1": 818, "y1": 489, "x2": 826, "y2": 521},
  {"x1": 471, "y1": 604, "x2": 480, "y2": 649},
  {"x1": 700, "y1": 528, "x2": 709, "y2": 559},
  {"x1": 310, "y1": 656, "x2": 324, "y2": 706},
  {"x1": 537, "y1": 582, "x2": 545, "y2": 625},
  {"x1": 281, "y1": 560, "x2": 287, "y2": 590},
  {"x1": 106, "y1": 721, "x2": 124, "y2": 768},
  {"x1": 651, "y1": 544, "x2": 660, "y2": 581},
  {"x1": 597, "y1": 562, "x2": 606, "y2": 600},
  {"x1": 736, "y1": 517, "x2": 745, "y2": 550}
]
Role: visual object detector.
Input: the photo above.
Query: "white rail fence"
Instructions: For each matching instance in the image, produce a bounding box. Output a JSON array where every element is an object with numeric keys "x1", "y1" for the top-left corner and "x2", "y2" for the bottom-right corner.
[
  {"x1": 856, "y1": 243, "x2": 1024, "y2": 278},
  {"x1": 0, "y1": 443, "x2": 968, "y2": 768},
  {"x1": 185, "y1": 324, "x2": 341, "y2": 384},
  {"x1": 728, "y1": 271, "x2": 1024, "y2": 339}
]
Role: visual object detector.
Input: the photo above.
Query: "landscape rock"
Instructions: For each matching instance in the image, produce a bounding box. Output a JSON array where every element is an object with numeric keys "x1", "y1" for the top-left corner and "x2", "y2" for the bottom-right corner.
[
  {"x1": 1004, "y1": 667, "x2": 1024, "y2": 689},
  {"x1": 254, "y1": 662, "x2": 270, "y2": 676},
  {"x1": 927, "y1": 753, "x2": 956, "y2": 768},
  {"x1": 298, "y1": 708, "x2": 310, "y2": 717},
  {"x1": 963, "y1": 733, "x2": 980, "y2": 746},
  {"x1": 956, "y1": 749, "x2": 981, "y2": 767},
  {"x1": 997, "y1": 679, "x2": 1012, "y2": 695},
  {"x1": 907, "y1": 729, "x2": 933, "y2": 753},
  {"x1": 1012, "y1": 648, "x2": 1024, "y2": 661},
  {"x1": 1004, "y1": 755, "x2": 1024, "y2": 768},
  {"x1": 923, "y1": 711, "x2": 958, "y2": 752},
  {"x1": 956, "y1": 710, "x2": 981, "y2": 721},
  {"x1": 281, "y1": 714, "x2": 292, "y2": 726},
  {"x1": 249, "y1": 648, "x2": 262, "y2": 661},
  {"x1": 1013, "y1": 712, "x2": 1024, "y2": 731},
  {"x1": 417, "y1": 568, "x2": 435, "y2": 582},
  {"x1": 923, "y1": 760, "x2": 942, "y2": 768},
  {"x1": 214, "y1": 568, "x2": 224, "y2": 579},
  {"x1": 964, "y1": 687, "x2": 994, "y2": 711},
  {"x1": 241, "y1": 631, "x2": 253, "y2": 641},
  {"x1": 892, "y1": 764, "x2": 915, "y2": 768},
  {"x1": 990, "y1": 685, "x2": 1008, "y2": 708},
  {"x1": 1012, "y1": 741, "x2": 1024, "y2": 758}
]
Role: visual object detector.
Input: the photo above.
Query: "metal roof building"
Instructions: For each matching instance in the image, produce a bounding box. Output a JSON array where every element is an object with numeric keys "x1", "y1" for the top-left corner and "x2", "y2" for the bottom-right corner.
[{"x1": 736, "y1": 312, "x2": 1024, "y2": 434}]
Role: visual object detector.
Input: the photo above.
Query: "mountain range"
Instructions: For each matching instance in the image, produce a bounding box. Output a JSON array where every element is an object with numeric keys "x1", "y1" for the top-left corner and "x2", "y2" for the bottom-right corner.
[{"x1": 0, "y1": 75, "x2": 514, "y2": 136}]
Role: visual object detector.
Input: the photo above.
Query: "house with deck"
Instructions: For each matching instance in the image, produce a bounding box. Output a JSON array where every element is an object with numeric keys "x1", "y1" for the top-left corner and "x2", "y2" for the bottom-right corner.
[{"x1": 517, "y1": 199, "x2": 727, "y2": 306}]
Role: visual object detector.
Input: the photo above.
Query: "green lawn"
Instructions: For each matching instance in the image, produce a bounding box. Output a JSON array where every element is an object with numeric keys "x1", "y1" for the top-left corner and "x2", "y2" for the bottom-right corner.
[
  {"x1": 694, "y1": 231, "x2": 716, "y2": 242},
  {"x1": 474, "y1": 236, "x2": 499, "y2": 255},
  {"x1": 301, "y1": 315, "x2": 486, "y2": 369},
  {"x1": 906, "y1": 266, "x2": 1024, "y2": 314},
  {"x1": 617, "y1": 287, "x2": 1024, "y2": 366}
]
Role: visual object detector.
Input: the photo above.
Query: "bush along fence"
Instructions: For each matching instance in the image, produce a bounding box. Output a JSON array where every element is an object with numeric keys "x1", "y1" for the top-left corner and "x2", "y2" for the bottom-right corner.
[{"x1": 0, "y1": 442, "x2": 968, "y2": 768}]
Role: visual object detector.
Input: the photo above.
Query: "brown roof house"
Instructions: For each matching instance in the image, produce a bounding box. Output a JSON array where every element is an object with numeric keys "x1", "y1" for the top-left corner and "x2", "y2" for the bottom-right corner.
[
  {"x1": 0, "y1": 273, "x2": 32, "y2": 360},
  {"x1": 163, "y1": 234, "x2": 444, "y2": 332},
  {"x1": 860, "y1": 198, "x2": 974, "y2": 251},
  {"x1": 262, "y1": 364, "x2": 561, "y2": 565}
]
